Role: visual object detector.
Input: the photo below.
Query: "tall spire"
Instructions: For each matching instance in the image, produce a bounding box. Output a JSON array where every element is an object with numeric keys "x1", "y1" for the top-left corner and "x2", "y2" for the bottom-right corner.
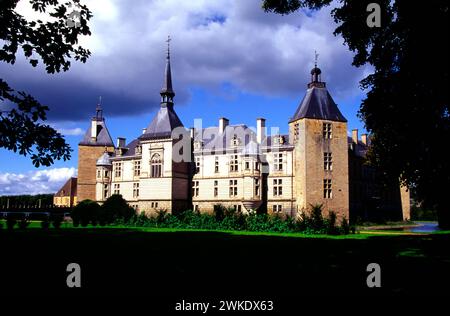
[
  {"x1": 95, "y1": 96, "x2": 103, "y2": 120},
  {"x1": 160, "y1": 35, "x2": 175, "y2": 106}
]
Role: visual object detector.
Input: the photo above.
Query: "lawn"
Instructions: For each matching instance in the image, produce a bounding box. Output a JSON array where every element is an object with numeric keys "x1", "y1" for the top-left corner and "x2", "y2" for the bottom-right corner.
[{"x1": 1, "y1": 224, "x2": 449, "y2": 301}]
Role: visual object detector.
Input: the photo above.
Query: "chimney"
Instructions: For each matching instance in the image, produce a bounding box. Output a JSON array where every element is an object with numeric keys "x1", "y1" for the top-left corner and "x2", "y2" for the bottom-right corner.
[
  {"x1": 256, "y1": 118, "x2": 266, "y2": 144},
  {"x1": 361, "y1": 133, "x2": 368, "y2": 146},
  {"x1": 352, "y1": 129, "x2": 358, "y2": 144},
  {"x1": 116, "y1": 137, "x2": 126, "y2": 148},
  {"x1": 219, "y1": 117, "x2": 229, "y2": 134},
  {"x1": 190, "y1": 127, "x2": 195, "y2": 139},
  {"x1": 142, "y1": 128, "x2": 147, "y2": 135},
  {"x1": 91, "y1": 119, "x2": 97, "y2": 141}
]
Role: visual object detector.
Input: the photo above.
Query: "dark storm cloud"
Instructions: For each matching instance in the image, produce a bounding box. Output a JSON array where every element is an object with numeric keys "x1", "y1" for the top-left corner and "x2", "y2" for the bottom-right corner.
[{"x1": 1, "y1": 0, "x2": 369, "y2": 123}]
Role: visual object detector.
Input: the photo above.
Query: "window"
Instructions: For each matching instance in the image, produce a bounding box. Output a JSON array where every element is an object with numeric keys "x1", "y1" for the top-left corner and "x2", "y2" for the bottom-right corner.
[
  {"x1": 272, "y1": 205, "x2": 282, "y2": 213},
  {"x1": 273, "y1": 179, "x2": 283, "y2": 196},
  {"x1": 136, "y1": 145, "x2": 142, "y2": 155},
  {"x1": 151, "y1": 154, "x2": 162, "y2": 178},
  {"x1": 324, "y1": 152, "x2": 332, "y2": 171},
  {"x1": 105, "y1": 170, "x2": 109, "y2": 178},
  {"x1": 255, "y1": 178, "x2": 260, "y2": 197},
  {"x1": 151, "y1": 202, "x2": 159, "y2": 209},
  {"x1": 134, "y1": 160, "x2": 141, "y2": 176},
  {"x1": 113, "y1": 183, "x2": 120, "y2": 195},
  {"x1": 245, "y1": 161, "x2": 250, "y2": 170},
  {"x1": 229, "y1": 179, "x2": 238, "y2": 197},
  {"x1": 323, "y1": 179, "x2": 332, "y2": 199},
  {"x1": 133, "y1": 183, "x2": 139, "y2": 198},
  {"x1": 193, "y1": 204, "x2": 199, "y2": 212},
  {"x1": 230, "y1": 155, "x2": 239, "y2": 172},
  {"x1": 274, "y1": 153, "x2": 283, "y2": 171},
  {"x1": 293, "y1": 123, "x2": 299, "y2": 142},
  {"x1": 114, "y1": 162, "x2": 122, "y2": 178},
  {"x1": 231, "y1": 134, "x2": 240, "y2": 146},
  {"x1": 214, "y1": 180, "x2": 218, "y2": 197},
  {"x1": 323, "y1": 123, "x2": 332, "y2": 139},
  {"x1": 215, "y1": 157, "x2": 219, "y2": 173},
  {"x1": 255, "y1": 162, "x2": 260, "y2": 171},
  {"x1": 195, "y1": 157, "x2": 201, "y2": 173},
  {"x1": 192, "y1": 181, "x2": 199, "y2": 197},
  {"x1": 103, "y1": 184, "x2": 109, "y2": 199},
  {"x1": 97, "y1": 170, "x2": 101, "y2": 178},
  {"x1": 233, "y1": 204, "x2": 242, "y2": 212}
]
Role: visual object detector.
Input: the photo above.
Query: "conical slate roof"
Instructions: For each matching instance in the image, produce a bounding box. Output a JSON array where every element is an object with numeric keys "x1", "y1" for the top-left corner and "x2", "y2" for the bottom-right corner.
[
  {"x1": 96, "y1": 151, "x2": 112, "y2": 166},
  {"x1": 79, "y1": 119, "x2": 115, "y2": 146},
  {"x1": 290, "y1": 87, "x2": 347, "y2": 123}
]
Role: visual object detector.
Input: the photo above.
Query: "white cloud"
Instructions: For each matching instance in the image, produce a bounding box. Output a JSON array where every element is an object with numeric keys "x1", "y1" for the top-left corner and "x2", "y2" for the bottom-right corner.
[
  {"x1": 0, "y1": 168, "x2": 77, "y2": 195},
  {"x1": 57, "y1": 127, "x2": 85, "y2": 136}
]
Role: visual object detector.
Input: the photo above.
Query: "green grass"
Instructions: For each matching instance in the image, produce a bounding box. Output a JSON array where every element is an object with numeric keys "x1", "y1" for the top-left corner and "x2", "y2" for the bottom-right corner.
[{"x1": 1, "y1": 223, "x2": 449, "y2": 297}]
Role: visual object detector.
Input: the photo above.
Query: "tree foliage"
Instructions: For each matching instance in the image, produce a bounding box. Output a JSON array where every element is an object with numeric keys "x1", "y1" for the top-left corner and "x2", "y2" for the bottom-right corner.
[
  {"x1": 262, "y1": 0, "x2": 449, "y2": 228},
  {"x1": 0, "y1": 0, "x2": 92, "y2": 167}
]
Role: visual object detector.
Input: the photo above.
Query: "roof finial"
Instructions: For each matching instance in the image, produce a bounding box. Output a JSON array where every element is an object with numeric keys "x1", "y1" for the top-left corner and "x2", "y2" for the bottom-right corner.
[
  {"x1": 166, "y1": 35, "x2": 171, "y2": 59},
  {"x1": 314, "y1": 50, "x2": 319, "y2": 68},
  {"x1": 96, "y1": 96, "x2": 103, "y2": 119}
]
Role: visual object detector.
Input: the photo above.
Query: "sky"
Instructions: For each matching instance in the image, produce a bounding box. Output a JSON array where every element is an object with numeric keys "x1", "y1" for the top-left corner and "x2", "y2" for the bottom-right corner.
[{"x1": 0, "y1": 0, "x2": 371, "y2": 195}]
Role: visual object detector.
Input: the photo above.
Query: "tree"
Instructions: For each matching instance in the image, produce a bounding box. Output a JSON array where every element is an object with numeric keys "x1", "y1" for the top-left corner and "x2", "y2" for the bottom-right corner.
[
  {"x1": 262, "y1": 0, "x2": 449, "y2": 228},
  {"x1": 0, "y1": 0, "x2": 92, "y2": 167}
]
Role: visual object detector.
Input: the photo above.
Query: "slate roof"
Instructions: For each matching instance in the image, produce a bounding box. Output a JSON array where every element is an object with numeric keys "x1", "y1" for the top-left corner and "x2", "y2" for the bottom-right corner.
[
  {"x1": 54, "y1": 177, "x2": 77, "y2": 197},
  {"x1": 290, "y1": 86, "x2": 347, "y2": 123},
  {"x1": 194, "y1": 125, "x2": 292, "y2": 153},
  {"x1": 96, "y1": 151, "x2": 113, "y2": 166},
  {"x1": 139, "y1": 105, "x2": 185, "y2": 140},
  {"x1": 79, "y1": 119, "x2": 114, "y2": 146}
]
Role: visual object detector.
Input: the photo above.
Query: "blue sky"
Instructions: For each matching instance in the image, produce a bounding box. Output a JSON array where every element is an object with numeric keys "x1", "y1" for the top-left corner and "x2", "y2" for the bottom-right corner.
[{"x1": 0, "y1": 0, "x2": 369, "y2": 195}]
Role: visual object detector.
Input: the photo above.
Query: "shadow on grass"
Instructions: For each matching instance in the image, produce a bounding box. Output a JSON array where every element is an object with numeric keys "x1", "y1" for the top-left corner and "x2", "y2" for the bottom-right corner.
[{"x1": 1, "y1": 228, "x2": 449, "y2": 297}]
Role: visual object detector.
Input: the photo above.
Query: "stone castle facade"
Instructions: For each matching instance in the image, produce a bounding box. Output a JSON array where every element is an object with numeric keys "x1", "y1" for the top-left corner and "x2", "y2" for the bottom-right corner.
[{"x1": 75, "y1": 46, "x2": 410, "y2": 221}]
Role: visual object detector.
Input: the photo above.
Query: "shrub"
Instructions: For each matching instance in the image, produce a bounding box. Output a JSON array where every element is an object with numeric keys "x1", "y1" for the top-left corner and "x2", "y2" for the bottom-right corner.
[
  {"x1": 310, "y1": 204, "x2": 324, "y2": 231},
  {"x1": 72, "y1": 199, "x2": 101, "y2": 227},
  {"x1": 6, "y1": 217, "x2": 16, "y2": 230},
  {"x1": 340, "y1": 217, "x2": 350, "y2": 235},
  {"x1": 326, "y1": 211, "x2": 339, "y2": 235},
  {"x1": 52, "y1": 216, "x2": 63, "y2": 229},
  {"x1": 102, "y1": 194, "x2": 136, "y2": 224}
]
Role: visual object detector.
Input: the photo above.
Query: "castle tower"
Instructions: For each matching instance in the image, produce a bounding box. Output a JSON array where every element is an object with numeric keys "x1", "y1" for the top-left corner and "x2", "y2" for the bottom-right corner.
[
  {"x1": 77, "y1": 101, "x2": 115, "y2": 202},
  {"x1": 137, "y1": 36, "x2": 191, "y2": 214},
  {"x1": 95, "y1": 150, "x2": 113, "y2": 202},
  {"x1": 289, "y1": 60, "x2": 349, "y2": 219}
]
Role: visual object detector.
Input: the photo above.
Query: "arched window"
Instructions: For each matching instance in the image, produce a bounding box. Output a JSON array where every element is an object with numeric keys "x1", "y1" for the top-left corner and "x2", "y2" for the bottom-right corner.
[{"x1": 151, "y1": 153, "x2": 162, "y2": 178}]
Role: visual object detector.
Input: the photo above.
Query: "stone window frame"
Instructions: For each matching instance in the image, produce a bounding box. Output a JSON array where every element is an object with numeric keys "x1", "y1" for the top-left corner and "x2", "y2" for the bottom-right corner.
[
  {"x1": 324, "y1": 152, "x2": 333, "y2": 171},
  {"x1": 323, "y1": 122, "x2": 332, "y2": 139},
  {"x1": 229, "y1": 179, "x2": 238, "y2": 197},
  {"x1": 133, "y1": 182, "x2": 139, "y2": 198},
  {"x1": 114, "y1": 162, "x2": 122, "y2": 178},
  {"x1": 323, "y1": 179, "x2": 332, "y2": 199},
  {"x1": 134, "y1": 160, "x2": 141, "y2": 177},
  {"x1": 150, "y1": 153, "x2": 162, "y2": 178},
  {"x1": 113, "y1": 183, "x2": 120, "y2": 195},
  {"x1": 272, "y1": 204, "x2": 283, "y2": 213},
  {"x1": 214, "y1": 180, "x2": 218, "y2": 197},
  {"x1": 192, "y1": 181, "x2": 199, "y2": 197},
  {"x1": 273, "y1": 152, "x2": 283, "y2": 171},
  {"x1": 273, "y1": 178, "x2": 283, "y2": 196},
  {"x1": 229, "y1": 154, "x2": 239, "y2": 172}
]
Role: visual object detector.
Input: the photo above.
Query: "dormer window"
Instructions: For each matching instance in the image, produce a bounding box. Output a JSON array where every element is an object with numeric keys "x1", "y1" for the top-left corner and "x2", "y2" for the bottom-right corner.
[
  {"x1": 273, "y1": 135, "x2": 285, "y2": 146},
  {"x1": 194, "y1": 141, "x2": 203, "y2": 150},
  {"x1": 231, "y1": 134, "x2": 240, "y2": 147},
  {"x1": 135, "y1": 145, "x2": 142, "y2": 155}
]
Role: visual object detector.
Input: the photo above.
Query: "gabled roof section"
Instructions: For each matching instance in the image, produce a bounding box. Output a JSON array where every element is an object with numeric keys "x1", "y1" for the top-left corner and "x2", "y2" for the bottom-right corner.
[
  {"x1": 139, "y1": 106, "x2": 184, "y2": 140},
  {"x1": 55, "y1": 177, "x2": 77, "y2": 197},
  {"x1": 79, "y1": 119, "x2": 115, "y2": 146},
  {"x1": 290, "y1": 87, "x2": 347, "y2": 123}
]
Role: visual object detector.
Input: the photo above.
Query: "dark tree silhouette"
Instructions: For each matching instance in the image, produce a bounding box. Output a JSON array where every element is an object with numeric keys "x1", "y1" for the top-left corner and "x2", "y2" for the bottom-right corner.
[
  {"x1": 262, "y1": 0, "x2": 449, "y2": 228},
  {"x1": 0, "y1": 0, "x2": 92, "y2": 167}
]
